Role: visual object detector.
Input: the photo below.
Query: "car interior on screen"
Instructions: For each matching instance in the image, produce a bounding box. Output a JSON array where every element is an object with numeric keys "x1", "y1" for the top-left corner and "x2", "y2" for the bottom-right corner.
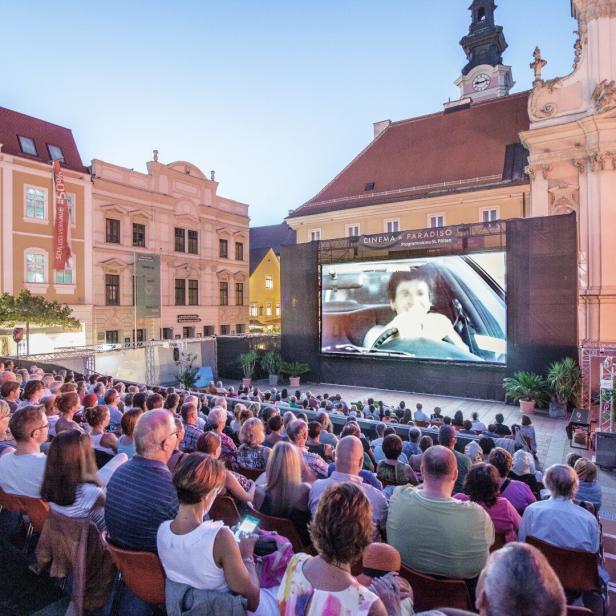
[{"x1": 321, "y1": 253, "x2": 507, "y2": 363}]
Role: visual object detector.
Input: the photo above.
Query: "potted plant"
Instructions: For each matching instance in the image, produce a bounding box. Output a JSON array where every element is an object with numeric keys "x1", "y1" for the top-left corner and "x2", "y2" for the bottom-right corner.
[
  {"x1": 239, "y1": 350, "x2": 258, "y2": 387},
  {"x1": 281, "y1": 360, "x2": 310, "y2": 388},
  {"x1": 176, "y1": 351, "x2": 199, "y2": 389},
  {"x1": 547, "y1": 357, "x2": 581, "y2": 418},
  {"x1": 261, "y1": 350, "x2": 283, "y2": 387},
  {"x1": 503, "y1": 371, "x2": 549, "y2": 413}
]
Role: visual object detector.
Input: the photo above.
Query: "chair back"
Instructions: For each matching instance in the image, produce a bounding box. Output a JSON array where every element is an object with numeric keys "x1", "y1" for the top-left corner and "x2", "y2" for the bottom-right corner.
[
  {"x1": 399, "y1": 563, "x2": 472, "y2": 612},
  {"x1": 251, "y1": 507, "x2": 306, "y2": 552},
  {"x1": 19, "y1": 496, "x2": 49, "y2": 534},
  {"x1": 237, "y1": 466, "x2": 263, "y2": 482},
  {"x1": 0, "y1": 487, "x2": 23, "y2": 512},
  {"x1": 490, "y1": 531, "x2": 507, "y2": 552},
  {"x1": 209, "y1": 495, "x2": 241, "y2": 527},
  {"x1": 566, "y1": 606, "x2": 593, "y2": 615},
  {"x1": 102, "y1": 532, "x2": 165, "y2": 606},
  {"x1": 525, "y1": 536, "x2": 601, "y2": 593}
]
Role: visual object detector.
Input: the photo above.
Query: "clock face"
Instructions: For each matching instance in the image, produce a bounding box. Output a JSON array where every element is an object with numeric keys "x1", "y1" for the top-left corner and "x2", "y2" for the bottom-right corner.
[{"x1": 473, "y1": 73, "x2": 491, "y2": 92}]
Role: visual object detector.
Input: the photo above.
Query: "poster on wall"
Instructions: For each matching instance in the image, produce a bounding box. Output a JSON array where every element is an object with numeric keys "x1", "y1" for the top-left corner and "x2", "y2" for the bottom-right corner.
[
  {"x1": 136, "y1": 254, "x2": 161, "y2": 319},
  {"x1": 321, "y1": 252, "x2": 507, "y2": 363}
]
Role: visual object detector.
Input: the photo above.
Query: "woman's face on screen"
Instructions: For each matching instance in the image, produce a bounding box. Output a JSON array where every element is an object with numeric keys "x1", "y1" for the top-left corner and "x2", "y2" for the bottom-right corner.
[{"x1": 390, "y1": 279, "x2": 431, "y2": 315}]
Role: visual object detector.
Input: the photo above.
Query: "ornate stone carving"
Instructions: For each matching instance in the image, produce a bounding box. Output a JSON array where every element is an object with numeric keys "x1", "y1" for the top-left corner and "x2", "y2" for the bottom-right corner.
[
  {"x1": 572, "y1": 158, "x2": 587, "y2": 174},
  {"x1": 548, "y1": 180, "x2": 579, "y2": 215},
  {"x1": 541, "y1": 164, "x2": 552, "y2": 180},
  {"x1": 524, "y1": 165, "x2": 536, "y2": 181},
  {"x1": 210, "y1": 170, "x2": 216, "y2": 181},
  {"x1": 153, "y1": 149, "x2": 159, "y2": 162},
  {"x1": 573, "y1": 34, "x2": 583, "y2": 70},
  {"x1": 530, "y1": 47, "x2": 548, "y2": 84},
  {"x1": 592, "y1": 79, "x2": 616, "y2": 113},
  {"x1": 575, "y1": 0, "x2": 616, "y2": 22}
]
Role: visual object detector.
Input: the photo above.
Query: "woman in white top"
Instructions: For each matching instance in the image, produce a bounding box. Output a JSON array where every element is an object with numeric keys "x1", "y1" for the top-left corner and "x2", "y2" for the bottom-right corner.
[
  {"x1": 40, "y1": 430, "x2": 106, "y2": 530},
  {"x1": 85, "y1": 405, "x2": 117, "y2": 455},
  {"x1": 157, "y1": 453, "x2": 277, "y2": 616}
]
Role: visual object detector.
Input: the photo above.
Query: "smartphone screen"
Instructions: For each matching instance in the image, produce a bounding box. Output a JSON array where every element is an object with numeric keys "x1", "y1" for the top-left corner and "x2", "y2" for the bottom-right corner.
[{"x1": 234, "y1": 515, "x2": 260, "y2": 541}]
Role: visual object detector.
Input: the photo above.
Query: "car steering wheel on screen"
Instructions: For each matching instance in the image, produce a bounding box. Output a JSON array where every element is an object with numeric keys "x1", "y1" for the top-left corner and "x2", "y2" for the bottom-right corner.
[{"x1": 370, "y1": 328, "x2": 483, "y2": 361}]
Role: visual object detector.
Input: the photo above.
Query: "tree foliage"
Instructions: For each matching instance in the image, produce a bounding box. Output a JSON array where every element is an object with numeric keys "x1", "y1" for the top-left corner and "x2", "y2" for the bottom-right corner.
[{"x1": 0, "y1": 290, "x2": 80, "y2": 329}]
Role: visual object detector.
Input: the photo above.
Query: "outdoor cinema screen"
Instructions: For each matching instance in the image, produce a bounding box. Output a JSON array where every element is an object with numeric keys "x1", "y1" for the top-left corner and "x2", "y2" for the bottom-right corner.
[{"x1": 320, "y1": 252, "x2": 507, "y2": 363}]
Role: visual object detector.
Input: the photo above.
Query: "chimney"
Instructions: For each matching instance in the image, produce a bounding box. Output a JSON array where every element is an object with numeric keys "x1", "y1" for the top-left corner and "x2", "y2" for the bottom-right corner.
[{"x1": 373, "y1": 119, "x2": 391, "y2": 139}]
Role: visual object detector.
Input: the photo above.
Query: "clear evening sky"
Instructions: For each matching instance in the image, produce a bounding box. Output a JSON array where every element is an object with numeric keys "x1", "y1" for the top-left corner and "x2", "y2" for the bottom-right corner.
[{"x1": 2, "y1": 1, "x2": 575, "y2": 226}]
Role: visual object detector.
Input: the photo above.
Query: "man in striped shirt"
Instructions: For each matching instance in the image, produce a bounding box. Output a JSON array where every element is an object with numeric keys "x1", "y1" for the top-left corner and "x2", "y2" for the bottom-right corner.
[{"x1": 104, "y1": 409, "x2": 179, "y2": 553}]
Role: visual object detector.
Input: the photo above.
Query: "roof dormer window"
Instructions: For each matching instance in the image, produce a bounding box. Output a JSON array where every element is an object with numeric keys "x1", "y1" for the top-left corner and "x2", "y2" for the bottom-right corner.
[
  {"x1": 47, "y1": 144, "x2": 64, "y2": 162},
  {"x1": 18, "y1": 136, "x2": 37, "y2": 156},
  {"x1": 364, "y1": 182, "x2": 375, "y2": 191}
]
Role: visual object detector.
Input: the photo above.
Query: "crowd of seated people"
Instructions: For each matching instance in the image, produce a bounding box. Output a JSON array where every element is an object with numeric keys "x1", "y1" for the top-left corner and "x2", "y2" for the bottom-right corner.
[{"x1": 0, "y1": 359, "x2": 608, "y2": 615}]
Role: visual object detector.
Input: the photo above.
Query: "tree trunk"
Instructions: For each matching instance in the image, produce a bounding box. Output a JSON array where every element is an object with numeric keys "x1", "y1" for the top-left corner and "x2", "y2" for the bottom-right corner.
[{"x1": 26, "y1": 320, "x2": 30, "y2": 356}]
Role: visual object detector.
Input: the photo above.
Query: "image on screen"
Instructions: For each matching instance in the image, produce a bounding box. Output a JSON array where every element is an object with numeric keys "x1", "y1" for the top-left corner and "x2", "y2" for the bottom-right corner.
[{"x1": 321, "y1": 252, "x2": 506, "y2": 363}]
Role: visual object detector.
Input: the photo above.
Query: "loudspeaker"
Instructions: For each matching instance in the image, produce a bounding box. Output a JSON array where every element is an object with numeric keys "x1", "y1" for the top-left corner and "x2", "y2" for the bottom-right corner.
[
  {"x1": 569, "y1": 408, "x2": 590, "y2": 426},
  {"x1": 595, "y1": 431, "x2": 616, "y2": 469}
]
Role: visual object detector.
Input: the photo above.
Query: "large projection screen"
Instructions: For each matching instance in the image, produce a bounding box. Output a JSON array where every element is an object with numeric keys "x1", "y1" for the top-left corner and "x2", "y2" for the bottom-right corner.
[{"x1": 321, "y1": 252, "x2": 506, "y2": 363}]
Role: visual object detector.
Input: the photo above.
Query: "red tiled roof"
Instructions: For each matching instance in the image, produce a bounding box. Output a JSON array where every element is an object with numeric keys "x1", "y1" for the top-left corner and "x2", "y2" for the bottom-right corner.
[
  {"x1": 290, "y1": 92, "x2": 530, "y2": 218},
  {"x1": 0, "y1": 106, "x2": 88, "y2": 173}
]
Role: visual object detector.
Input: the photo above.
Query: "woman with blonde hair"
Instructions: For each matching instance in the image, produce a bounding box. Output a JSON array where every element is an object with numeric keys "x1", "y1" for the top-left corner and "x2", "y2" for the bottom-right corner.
[
  {"x1": 253, "y1": 441, "x2": 311, "y2": 544},
  {"x1": 574, "y1": 458, "x2": 602, "y2": 513},
  {"x1": 236, "y1": 417, "x2": 271, "y2": 471}
]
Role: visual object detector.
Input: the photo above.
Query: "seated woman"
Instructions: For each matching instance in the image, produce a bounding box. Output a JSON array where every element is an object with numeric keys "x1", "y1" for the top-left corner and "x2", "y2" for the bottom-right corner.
[
  {"x1": 278, "y1": 482, "x2": 400, "y2": 616},
  {"x1": 488, "y1": 447, "x2": 536, "y2": 514},
  {"x1": 509, "y1": 450, "x2": 541, "y2": 496},
  {"x1": 196, "y1": 431, "x2": 255, "y2": 507},
  {"x1": 41, "y1": 429, "x2": 106, "y2": 531},
  {"x1": 454, "y1": 462, "x2": 521, "y2": 543},
  {"x1": 157, "y1": 453, "x2": 278, "y2": 616},
  {"x1": 574, "y1": 458, "x2": 602, "y2": 513},
  {"x1": 264, "y1": 414, "x2": 284, "y2": 448},
  {"x1": 85, "y1": 405, "x2": 118, "y2": 455},
  {"x1": 236, "y1": 418, "x2": 271, "y2": 473},
  {"x1": 55, "y1": 391, "x2": 86, "y2": 435},
  {"x1": 517, "y1": 415, "x2": 538, "y2": 454},
  {"x1": 116, "y1": 408, "x2": 144, "y2": 460},
  {"x1": 230, "y1": 404, "x2": 252, "y2": 435},
  {"x1": 452, "y1": 410, "x2": 464, "y2": 428},
  {"x1": 0, "y1": 400, "x2": 16, "y2": 457},
  {"x1": 376, "y1": 434, "x2": 418, "y2": 490},
  {"x1": 253, "y1": 441, "x2": 311, "y2": 546}
]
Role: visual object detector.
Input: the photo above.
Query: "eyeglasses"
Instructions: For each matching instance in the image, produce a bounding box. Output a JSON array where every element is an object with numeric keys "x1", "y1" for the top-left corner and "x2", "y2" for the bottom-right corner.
[
  {"x1": 160, "y1": 430, "x2": 179, "y2": 447},
  {"x1": 30, "y1": 423, "x2": 49, "y2": 437}
]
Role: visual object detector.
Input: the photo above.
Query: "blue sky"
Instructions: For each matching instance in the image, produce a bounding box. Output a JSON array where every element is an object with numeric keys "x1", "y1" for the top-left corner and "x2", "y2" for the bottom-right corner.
[{"x1": 3, "y1": 1, "x2": 576, "y2": 226}]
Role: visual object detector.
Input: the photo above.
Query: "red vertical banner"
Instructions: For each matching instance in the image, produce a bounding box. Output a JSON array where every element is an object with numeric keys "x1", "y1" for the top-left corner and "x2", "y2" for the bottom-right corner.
[{"x1": 52, "y1": 160, "x2": 71, "y2": 270}]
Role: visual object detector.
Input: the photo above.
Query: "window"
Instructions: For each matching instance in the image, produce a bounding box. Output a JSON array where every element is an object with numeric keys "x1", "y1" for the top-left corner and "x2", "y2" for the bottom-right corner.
[
  {"x1": 105, "y1": 330, "x2": 119, "y2": 344},
  {"x1": 310, "y1": 229, "x2": 321, "y2": 241},
  {"x1": 220, "y1": 324, "x2": 230, "y2": 335},
  {"x1": 132, "y1": 223, "x2": 146, "y2": 247},
  {"x1": 235, "y1": 282, "x2": 244, "y2": 305},
  {"x1": 188, "y1": 279, "x2": 199, "y2": 305},
  {"x1": 481, "y1": 208, "x2": 499, "y2": 223},
  {"x1": 276, "y1": 304, "x2": 281, "y2": 316},
  {"x1": 265, "y1": 275, "x2": 273, "y2": 289},
  {"x1": 203, "y1": 325, "x2": 215, "y2": 336},
  {"x1": 25, "y1": 186, "x2": 46, "y2": 220},
  {"x1": 105, "y1": 274, "x2": 120, "y2": 305},
  {"x1": 250, "y1": 303, "x2": 258, "y2": 317},
  {"x1": 175, "y1": 278, "x2": 186, "y2": 306},
  {"x1": 182, "y1": 327, "x2": 194, "y2": 338},
  {"x1": 18, "y1": 136, "x2": 37, "y2": 156},
  {"x1": 55, "y1": 268, "x2": 73, "y2": 285},
  {"x1": 236, "y1": 324, "x2": 245, "y2": 334},
  {"x1": 258, "y1": 305, "x2": 264, "y2": 316},
  {"x1": 385, "y1": 219, "x2": 400, "y2": 233},
  {"x1": 162, "y1": 327, "x2": 174, "y2": 340},
  {"x1": 175, "y1": 228, "x2": 186, "y2": 252},
  {"x1": 133, "y1": 328, "x2": 146, "y2": 343},
  {"x1": 346, "y1": 224, "x2": 360, "y2": 237},
  {"x1": 235, "y1": 242, "x2": 244, "y2": 261},
  {"x1": 219, "y1": 281, "x2": 228, "y2": 305},
  {"x1": 47, "y1": 144, "x2": 64, "y2": 162},
  {"x1": 66, "y1": 193, "x2": 76, "y2": 225},
  {"x1": 187, "y1": 230, "x2": 198, "y2": 254},
  {"x1": 106, "y1": 218, "x2": 120, "y2": 243},
  {"x1": 266, "y1": 303, "x2": 272, "y2": 316},
  {"x1": 429, "y1": 214, "x2": 445, "y2": 228},
  {"x1": 219, "y1": 239, "x2": 228, "y2": 258},
  {"x1": 364, "y1": 182, "x2": 375, "y2": 191},
  {"x1": 25, "y1": 251, "x2": 47, "y2": 283}
]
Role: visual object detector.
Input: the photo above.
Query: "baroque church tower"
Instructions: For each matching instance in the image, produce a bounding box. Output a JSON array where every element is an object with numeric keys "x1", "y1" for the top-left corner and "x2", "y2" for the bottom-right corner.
[{"x1": 455, "y1": 0, "x2": 514, "y2": 102}]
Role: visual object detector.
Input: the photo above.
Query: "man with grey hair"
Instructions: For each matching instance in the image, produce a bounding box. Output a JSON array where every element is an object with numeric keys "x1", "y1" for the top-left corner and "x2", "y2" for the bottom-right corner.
[
  {"x1": 104, "y1": 409, "x2": 179, "y2": 552},
  {"x1": 207, "y1": 406, "x2": 236, "y2": 465},
  {"x1": 518, "y1": 463, "x2": 600, "y2": 553},
  {"x1": 287, "y1": 418, "x2": 329, "y2": 480},
  {"x1": 475, "y1": 542, "x2": 566, "y2": 616},
  {"x1": 387, "y1": 445, "x2": 493, "y2": 581}
]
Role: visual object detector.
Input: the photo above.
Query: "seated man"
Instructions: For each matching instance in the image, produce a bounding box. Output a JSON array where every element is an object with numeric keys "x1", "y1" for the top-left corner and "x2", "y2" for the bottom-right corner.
[
  {"x1": 287, "y1": 419, "x2": 329, "y2": 480},
  {"x1": 387, "y1": 445, "x2": 493, "y2": 580},
  {"x1": 105, "y1": 409, "x2": 179, "y2": 552},
  {"x1": 518, "y1": 464, "x2": 600, "y2": 554},
  {"x1": 438, "y1": 425, "x2": 471, "y2": 495},
  {"x1": 179, "y1": 402, "x2": 203, "y2": 451},
  {"x1": 414, "y1": 403, "x2": 429, "y2": 423},
  {"x1": 206, "y1": 406, "x2": 236, "y2": 464},
  {"x1": 476, "y1": 542, "x2": 566, "y2": 616},
  {"x1": 0, "y1": 405, "x2": 49, "y2": 497},
  {"x1": 310, "y1": 435, "x2": 388, "y2": 538}
]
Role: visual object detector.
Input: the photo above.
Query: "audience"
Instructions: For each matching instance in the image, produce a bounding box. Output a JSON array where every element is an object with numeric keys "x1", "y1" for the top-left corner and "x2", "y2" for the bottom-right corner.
[
  {"x1": 207, "y1": 406, "x2": 237, "y2": 465},
  {"x1": 236, "y1": 417, "x2": 271, "y2": 471},
  {"x1": 85, "y1": 405, "x2": 118, "y2": 455},
  {"x1": 509, "y1": 449, "x2": 541, "y2": 495},
  {"x1": 0, "y1": 400, "x2": 16, "y2": 457},
  {"x1": 574, "y1": 458, "x2": 602, "y2": 513},
  {"x1": 264, "y1": 413, "x2": 284, "y2": 448},
  {"x1": 55, "y1": 391, "x2": 84, "y2": 434},
  {"x1": 376, "y1": 434, "x2": 417, "y2": 488},
  {"x1": 116, "y1": 407, "x2": 143, "y2": 459},
  {"x1": 475, "y1": 542, "x2": 566, "y2": 616},
  {"x1": 387, "y1": 445, "x2": 493, "y2": 585},
  {"x1": 286, "y1": 419, "x2": 329, "y2": 480},
  {"x1": 488, "y1": 447, "x2": 536, "y2": 514},
  {"x1": 180, "y1": 402, "x2": 203, "y2": 452},
  {"x1": 438, "y1": 425, "x2": 471, "y2": 494}
]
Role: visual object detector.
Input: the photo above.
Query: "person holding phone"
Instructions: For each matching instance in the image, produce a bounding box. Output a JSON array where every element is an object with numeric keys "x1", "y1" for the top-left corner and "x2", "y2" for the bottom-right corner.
[{"x1": 157, "y1": 452, "x2": 278, "y2": 615}]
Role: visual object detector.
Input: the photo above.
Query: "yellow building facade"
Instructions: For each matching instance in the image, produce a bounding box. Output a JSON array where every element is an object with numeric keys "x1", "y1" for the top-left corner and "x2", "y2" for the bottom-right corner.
[{"x1": 249, "y1": 248, "x2": 281, "y2": 331}]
